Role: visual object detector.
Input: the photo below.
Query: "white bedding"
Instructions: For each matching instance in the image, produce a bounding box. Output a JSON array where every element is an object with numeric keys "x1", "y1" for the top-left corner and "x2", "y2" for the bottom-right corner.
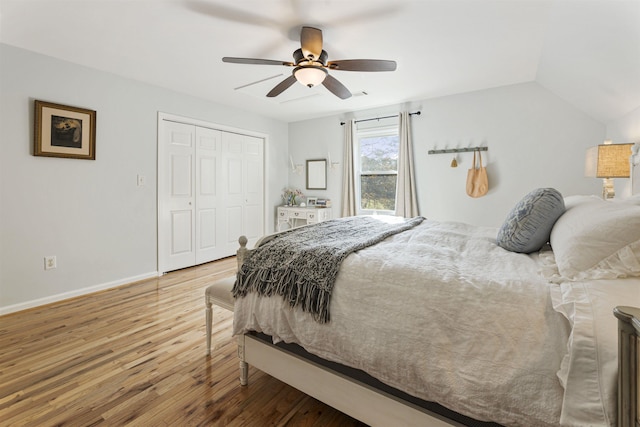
[
  {"x1": 234, "y1": 219, "x2": 572, "y2": 426},
  {"x1": 542, "y1": 252, "x2": 640, "y2": 426}
]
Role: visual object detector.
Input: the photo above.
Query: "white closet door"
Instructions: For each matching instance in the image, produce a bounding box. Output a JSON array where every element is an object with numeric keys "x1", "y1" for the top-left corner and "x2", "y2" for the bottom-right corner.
[
  {"x1": 220, "y1": 132, "x2": 264, "y2": 255},
  {"x1": 159, "y1": 121, "x2": 196, "y2": 272},
  {"x1": 158, "y1": 115, "x2": 265, "y2": 273},
  {"x1": 195, "y1": 127, "x2": 223, "y2": 264},
  {"x1": 243, "y1": 135, "x2": 264, "y2": 249},
  {"x1": 221, "y1": 132, "x2": 245, "y2": 256}
]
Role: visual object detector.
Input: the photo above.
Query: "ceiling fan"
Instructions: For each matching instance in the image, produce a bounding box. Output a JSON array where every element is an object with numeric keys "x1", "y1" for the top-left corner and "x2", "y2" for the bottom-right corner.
[{"x1": 222, "y1": 26, "x2": 397, "y2": 100}]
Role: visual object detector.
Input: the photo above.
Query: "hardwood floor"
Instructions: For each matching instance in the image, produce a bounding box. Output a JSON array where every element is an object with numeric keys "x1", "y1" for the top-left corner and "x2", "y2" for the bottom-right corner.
[{"x1": 0, "y1": 258, "x2": 366, "y2": 426}]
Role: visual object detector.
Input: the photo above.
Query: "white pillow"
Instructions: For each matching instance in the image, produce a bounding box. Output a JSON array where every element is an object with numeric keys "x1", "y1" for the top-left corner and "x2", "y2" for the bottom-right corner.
[
  {"x1": 613, "y1": 194, "x2": 640, "y2": 206},
  {"x1": 562, "y1": 195, "x2": 601, "y2": 210},
  {"x1": 550, "y1": 197, "x2": 640, "y2": 280}
]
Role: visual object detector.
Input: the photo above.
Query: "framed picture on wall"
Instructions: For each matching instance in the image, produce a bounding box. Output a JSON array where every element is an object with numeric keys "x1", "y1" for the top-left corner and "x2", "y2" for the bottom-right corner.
[
  {"x1": 307, "y1": 197, "x2": 317, "y2": 207},
  {"x1": 306, "y1": 159, "x2": 327, "y2": 190},
  {"x1": 34, "y1": 100, "x2": 96, "y2": 160}
]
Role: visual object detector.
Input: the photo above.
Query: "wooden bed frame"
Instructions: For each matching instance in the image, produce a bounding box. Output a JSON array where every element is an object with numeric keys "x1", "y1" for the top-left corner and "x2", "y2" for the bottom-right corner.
[
  {"x1": 232, "y1": 142, "x2": 640, "y2": 427},
  {"x1": 614, "y1": 307, "x2": 639, "y2": 427}
]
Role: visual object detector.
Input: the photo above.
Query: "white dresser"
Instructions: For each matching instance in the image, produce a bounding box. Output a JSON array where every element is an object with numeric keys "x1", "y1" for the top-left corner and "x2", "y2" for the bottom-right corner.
[{"x1": 277, "y1": 206, "x2": 332, "y2": 231}]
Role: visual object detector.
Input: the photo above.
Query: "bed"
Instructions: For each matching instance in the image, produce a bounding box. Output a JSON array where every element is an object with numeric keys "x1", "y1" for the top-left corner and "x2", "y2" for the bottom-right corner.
[{"x1": 230, "y1": 143, "x2": 640, "y2": 427}]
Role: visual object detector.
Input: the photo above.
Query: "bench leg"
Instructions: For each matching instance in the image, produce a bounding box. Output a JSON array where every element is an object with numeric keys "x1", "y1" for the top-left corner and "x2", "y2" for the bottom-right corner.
[{"x1": 205, "y1": 299, "x2": 212, "y2": 356}]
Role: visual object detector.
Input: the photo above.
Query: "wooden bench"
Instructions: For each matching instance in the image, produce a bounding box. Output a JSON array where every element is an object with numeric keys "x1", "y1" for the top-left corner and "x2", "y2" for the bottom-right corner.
[{"x1": 205, "y1": 276, "x2": 235, "y2": 355}]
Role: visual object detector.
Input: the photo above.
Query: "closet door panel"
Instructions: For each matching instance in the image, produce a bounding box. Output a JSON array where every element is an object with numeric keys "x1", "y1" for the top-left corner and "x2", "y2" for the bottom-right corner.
[
  {"x1": 225, "y1": 205, "x2": 243, "y2": 247},
  {"x1": 244, "y1": 135, "x2": 264, "y2": 246},
  {"x1": 195, "y1": 127, "x2": 223, "y2": 264},
  {"x1": 221, "y1": 132, "x2": 246, "y2": 256},
  {"x1": 159, "y1": 121, "x2": 196, "y2": 272},
  {"x1": 198, "y1": 209, "x2": 216, "y2": 248},
  {"x1": 244, "y1": 204, "x2": 262, "y2": 242},
  {"x1": 171, "y1": 210, "x2": 193, "y2": 254},
  {"x1": 171, "y1": 155, "x2": 192, "y2": 196}
]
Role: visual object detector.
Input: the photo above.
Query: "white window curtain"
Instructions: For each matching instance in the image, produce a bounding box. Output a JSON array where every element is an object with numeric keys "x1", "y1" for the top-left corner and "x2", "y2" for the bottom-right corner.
[
  {"x1": 396, "y1": 111, "x2": 419, "y2": 218},
  {"x1": 341, "y1": 119, "x2": 357, "y2": 217}
]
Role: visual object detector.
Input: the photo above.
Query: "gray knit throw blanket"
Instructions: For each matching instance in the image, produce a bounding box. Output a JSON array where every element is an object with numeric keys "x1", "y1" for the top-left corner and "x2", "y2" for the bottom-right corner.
[{"x1": 233, "y1": 215, "x2": 425, "y2": 323}]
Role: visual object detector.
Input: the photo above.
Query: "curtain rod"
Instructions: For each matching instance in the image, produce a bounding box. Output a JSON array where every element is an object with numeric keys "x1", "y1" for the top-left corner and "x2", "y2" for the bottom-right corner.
[{"x1": 340, "y1": 111, "x2": 421, "y2": 126}]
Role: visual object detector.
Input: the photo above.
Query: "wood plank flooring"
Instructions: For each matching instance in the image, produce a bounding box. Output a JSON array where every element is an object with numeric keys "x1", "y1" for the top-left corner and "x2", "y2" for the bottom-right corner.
[{"x1": 0, "y1": 257, "x2": 366, "y2": 426}]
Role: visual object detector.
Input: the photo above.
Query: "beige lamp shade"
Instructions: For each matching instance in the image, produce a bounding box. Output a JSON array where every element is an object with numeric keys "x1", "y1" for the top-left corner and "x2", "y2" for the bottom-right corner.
[{"x1": 595, "y1": 143, "x2": 633, "y2": 178}]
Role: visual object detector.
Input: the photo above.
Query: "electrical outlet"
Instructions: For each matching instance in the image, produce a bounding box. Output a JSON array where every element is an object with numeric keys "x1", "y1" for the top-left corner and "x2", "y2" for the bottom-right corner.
[{"x1": 44, "y1": 256, "x2": 56, "y2": 270}]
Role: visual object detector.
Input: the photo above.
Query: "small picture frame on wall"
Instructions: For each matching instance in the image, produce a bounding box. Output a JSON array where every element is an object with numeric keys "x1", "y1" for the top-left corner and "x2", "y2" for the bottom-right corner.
[
  {"x1": 307, "y1": 197, "x2": 318, "y2": 207},
  {"x1": 34, "y1": 100, "x2": 96, "y2": 160}
]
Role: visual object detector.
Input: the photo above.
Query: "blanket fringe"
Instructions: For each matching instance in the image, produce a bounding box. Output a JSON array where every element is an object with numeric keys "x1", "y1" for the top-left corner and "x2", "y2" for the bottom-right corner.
[{"x1": 233, "y1": 266, "x2": 332, "y2": 322}]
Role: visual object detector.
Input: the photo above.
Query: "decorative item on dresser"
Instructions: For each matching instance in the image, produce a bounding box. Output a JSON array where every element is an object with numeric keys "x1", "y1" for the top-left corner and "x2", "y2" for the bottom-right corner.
[{"x1": 277, "y1": 206, "x2": 332, "y2": 231}]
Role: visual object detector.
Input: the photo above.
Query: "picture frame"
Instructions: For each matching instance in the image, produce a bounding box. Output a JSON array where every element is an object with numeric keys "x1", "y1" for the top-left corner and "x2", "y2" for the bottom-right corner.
[
  {"x1": 34, "y1": 100, "x2": 96, "y2": 160},
  {"x1": 307, "y1": 197, "x2": 318, "y2": 207},
  {"x1": 306, "y1": 159, "x2": 327, "y2": 190}
]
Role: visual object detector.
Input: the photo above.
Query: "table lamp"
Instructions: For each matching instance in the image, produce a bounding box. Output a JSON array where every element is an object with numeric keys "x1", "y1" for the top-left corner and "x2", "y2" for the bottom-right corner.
[{"x1": 585, "y1": 142, "x2": 633, "y2": 199}]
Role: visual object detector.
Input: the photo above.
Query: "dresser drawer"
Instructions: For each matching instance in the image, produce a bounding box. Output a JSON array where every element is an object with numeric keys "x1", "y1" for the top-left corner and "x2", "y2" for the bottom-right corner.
[
  {"x1": 306, "y1": 211, "x2": 318, "y2": 222},
  {"x1": 277, "y1": 208, "x2": 289, "y2": 219},
  {"x1": 290, "y1": 210, "x2": 305, "y2": 219}
]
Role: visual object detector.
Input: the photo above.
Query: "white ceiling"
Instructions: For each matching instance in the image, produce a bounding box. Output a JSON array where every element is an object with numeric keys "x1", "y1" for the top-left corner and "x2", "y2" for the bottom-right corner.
[{"x1": 1, "y1": 0, "x2": 638, "y2": 123}]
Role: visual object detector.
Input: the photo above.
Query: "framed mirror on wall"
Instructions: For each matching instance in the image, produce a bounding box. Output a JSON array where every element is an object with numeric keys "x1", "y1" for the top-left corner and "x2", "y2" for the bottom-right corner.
[{"x1": 306, "y1": 159, "x2": 327, "y2": 190}]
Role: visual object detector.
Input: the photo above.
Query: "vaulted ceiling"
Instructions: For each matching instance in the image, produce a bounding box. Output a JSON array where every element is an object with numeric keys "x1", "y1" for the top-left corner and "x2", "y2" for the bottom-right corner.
[{"x1": 1, "y1": 0, "x2": 638, "y2": 123}]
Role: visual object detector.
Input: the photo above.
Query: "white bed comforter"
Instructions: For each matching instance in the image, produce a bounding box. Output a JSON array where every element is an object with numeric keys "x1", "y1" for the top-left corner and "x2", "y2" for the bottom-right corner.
[{"x1": 233, "y1": 219, "x2": 622, "y2": 426}]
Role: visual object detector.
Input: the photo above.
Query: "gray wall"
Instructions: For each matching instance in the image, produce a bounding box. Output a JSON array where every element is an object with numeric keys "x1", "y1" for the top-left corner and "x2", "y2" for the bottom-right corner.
[
  {"x1": 0, "y1": 44, "x2": 288, "y2": 313},
  {"x1": 289, "y1": 82, "x2": 607, "y2": 226}
]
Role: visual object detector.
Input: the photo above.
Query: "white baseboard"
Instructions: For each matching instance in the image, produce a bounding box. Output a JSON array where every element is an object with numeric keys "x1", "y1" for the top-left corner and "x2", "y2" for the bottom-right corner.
[{"x1": 0, "y1": 271, "x2": 159, "y2": 316}]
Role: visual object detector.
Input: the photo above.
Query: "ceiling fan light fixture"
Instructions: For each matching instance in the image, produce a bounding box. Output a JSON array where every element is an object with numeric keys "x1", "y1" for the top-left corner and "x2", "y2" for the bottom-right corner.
[
  {"x1": 223, "y1": 27, "x2": 395, "y2": 99},
  {"x1": 294, "y1": 66, "x2": 327, "y2": 87}
]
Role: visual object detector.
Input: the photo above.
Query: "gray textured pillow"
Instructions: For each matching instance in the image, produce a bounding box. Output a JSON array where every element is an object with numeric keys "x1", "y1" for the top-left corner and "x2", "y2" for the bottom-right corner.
[{"x1": 497, "y1": 188, "x2": 565, "y2": 254}]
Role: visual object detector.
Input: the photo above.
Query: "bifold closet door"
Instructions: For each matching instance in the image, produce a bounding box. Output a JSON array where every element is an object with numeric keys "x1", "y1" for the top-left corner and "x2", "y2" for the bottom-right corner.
[
  {"x1": 220, "y1": 132, "x2": 264, "y2": 255},
  {"x1": 159, "y1": 121, "x2": 196, "y2": 272},
  {"x1": 159, "y1": 119, "x2": 264, "y2": 274},
  {"x1": 195, "y1": 126, "x2": 224, "y2": 264}
]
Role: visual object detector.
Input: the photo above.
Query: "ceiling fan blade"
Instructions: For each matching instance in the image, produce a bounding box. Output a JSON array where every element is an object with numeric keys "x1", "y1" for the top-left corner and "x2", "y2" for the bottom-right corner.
[
  {"x1": 266, "y1": 75, "x2": 297, "y2": 97},
  {"x1": 223, "y1": 57, "x2": 294, "y2": 66},
  {"x1": 327, "y1": 59, "x2": 397, "y2": 72},
  {"x1": 322, "y1": 74, "x2": 352, "y2": 99},
  {"x1": 300, "y1": 26, "x2": 323, "y2": 61}
]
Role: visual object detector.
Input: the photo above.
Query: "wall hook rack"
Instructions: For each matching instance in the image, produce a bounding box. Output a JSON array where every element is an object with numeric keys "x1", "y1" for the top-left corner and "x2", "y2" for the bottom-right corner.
[{"x1": 428, "y1": 147, "x2": 488, "y2": 155}]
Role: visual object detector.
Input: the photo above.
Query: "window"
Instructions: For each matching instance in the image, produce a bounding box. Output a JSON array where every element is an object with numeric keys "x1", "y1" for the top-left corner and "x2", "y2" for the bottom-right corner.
[{"x1": 355, "y1": 126, "x2": 399, "y2": 215}]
